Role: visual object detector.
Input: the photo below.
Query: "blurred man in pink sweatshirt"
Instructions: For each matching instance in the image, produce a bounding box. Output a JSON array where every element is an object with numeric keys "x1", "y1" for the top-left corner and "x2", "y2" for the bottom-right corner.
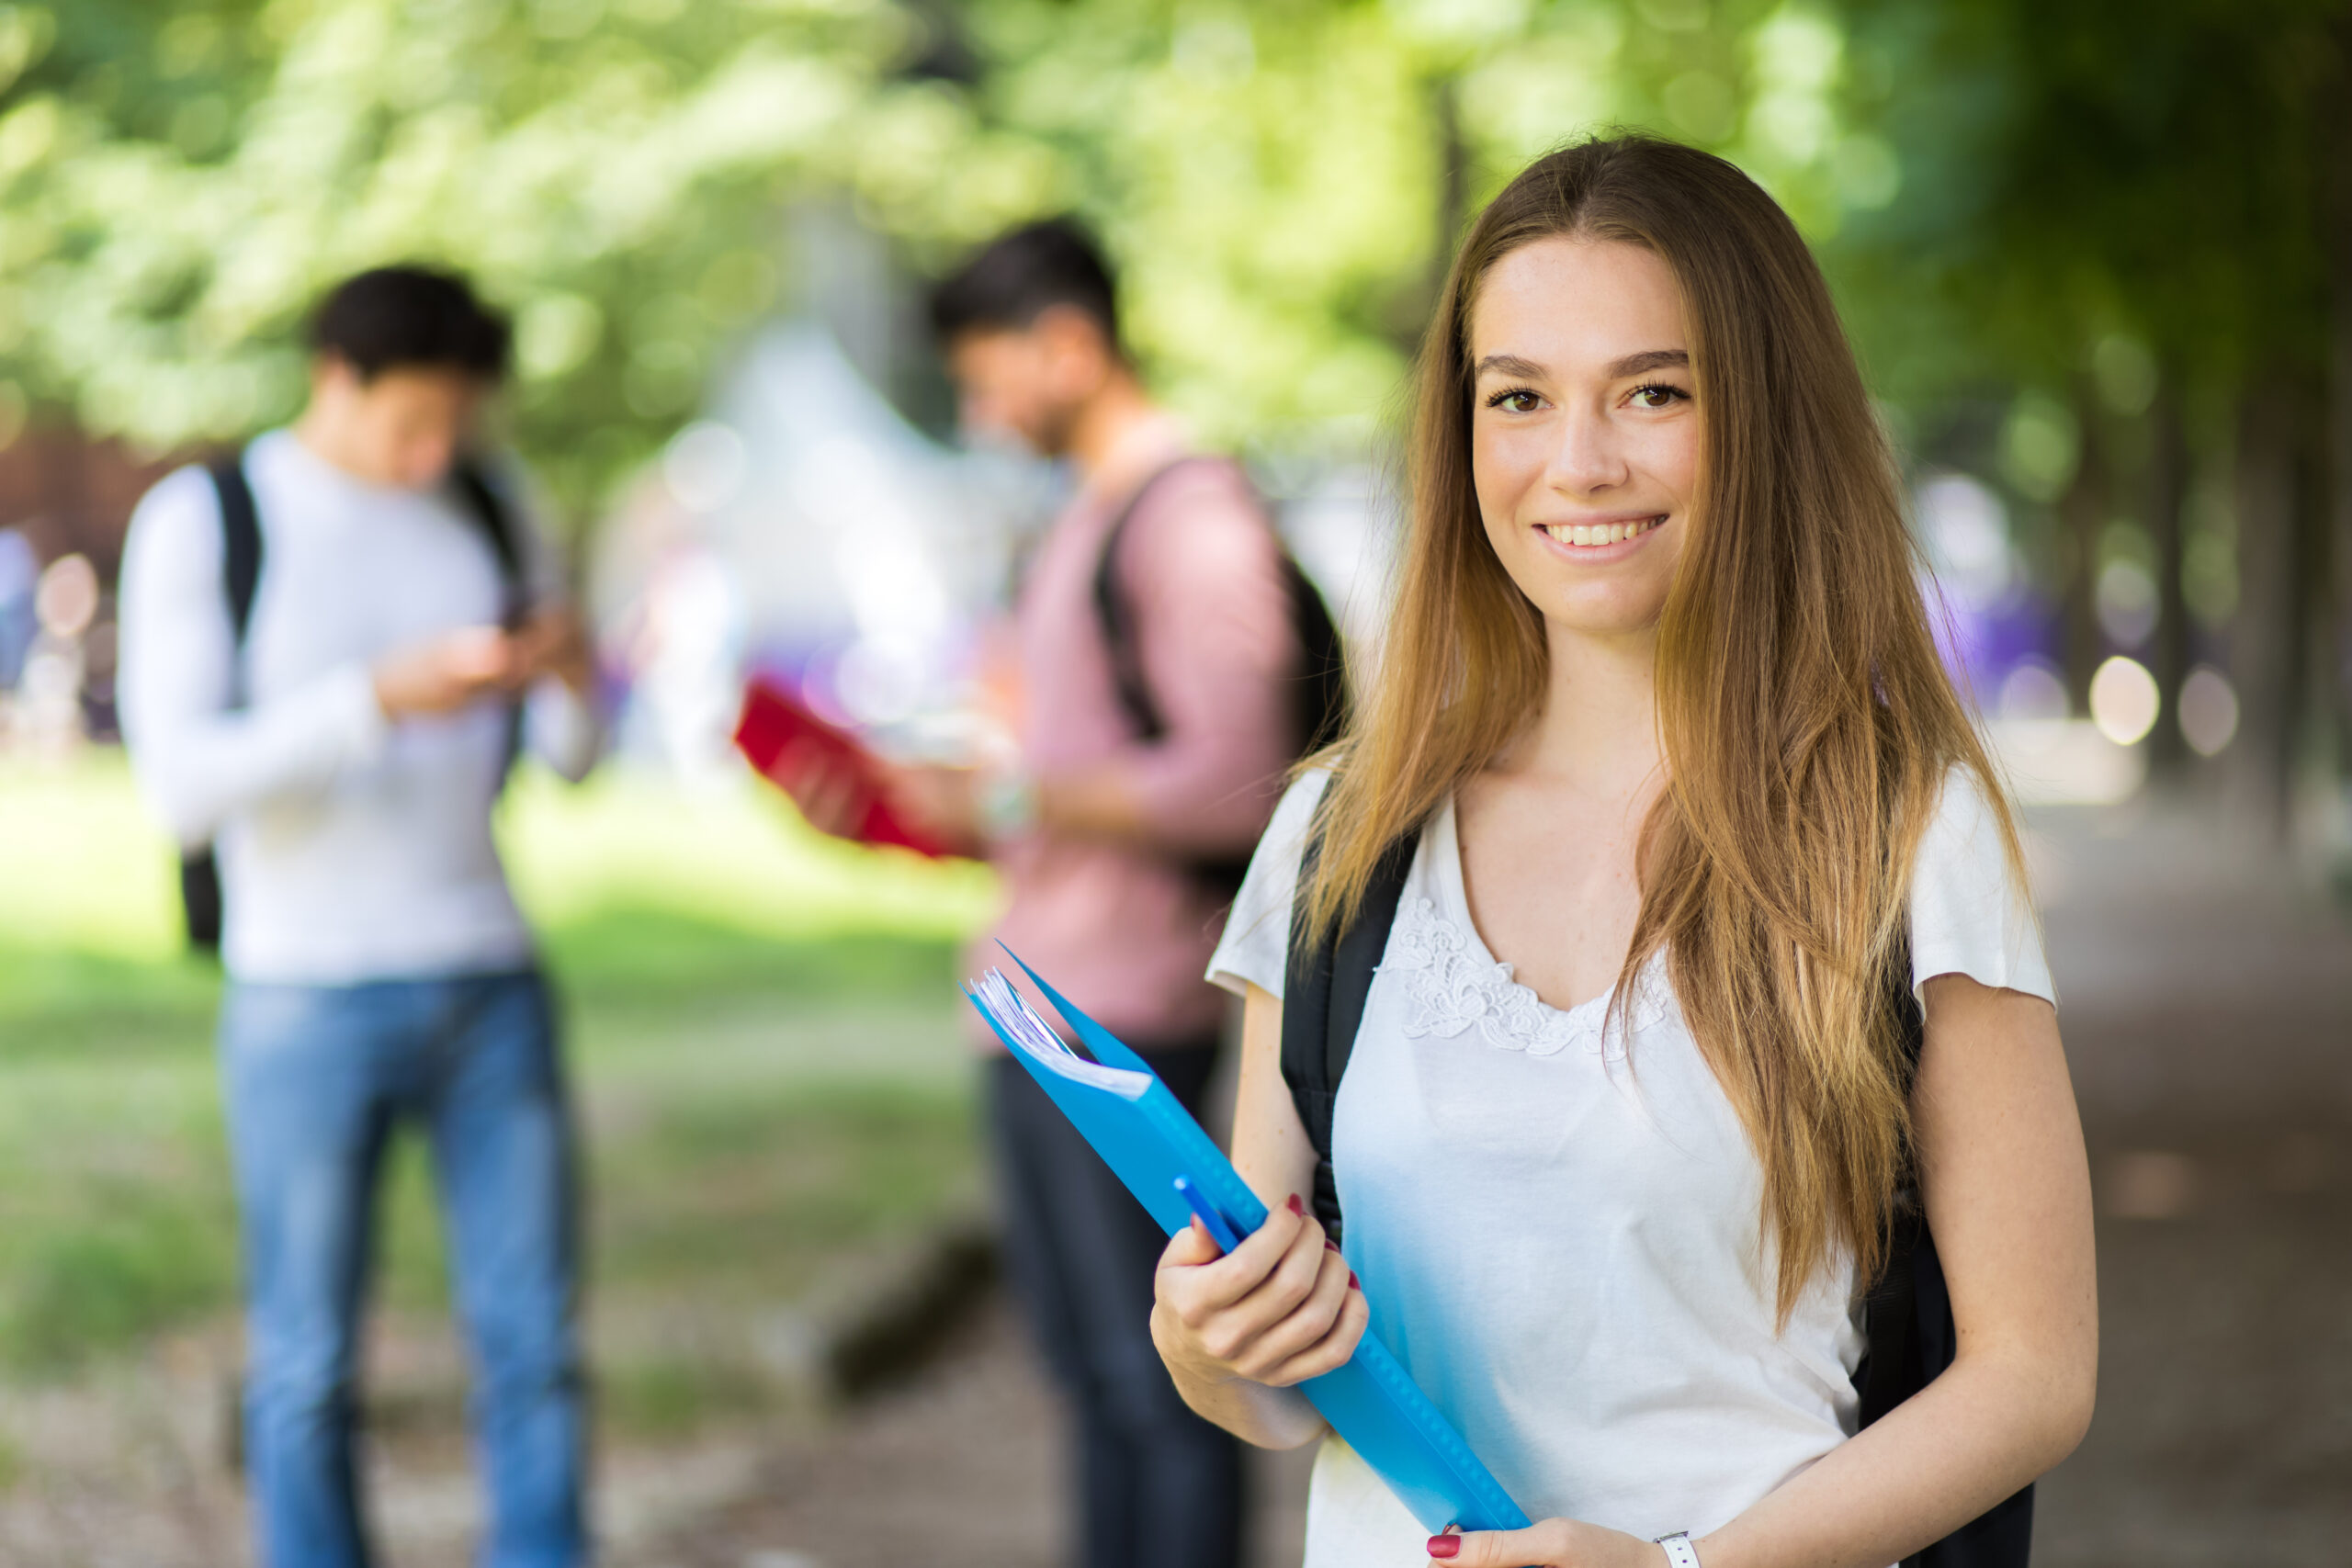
[{"x1": 900, "y1": 220, "x2": 1329, "y2": 1568}]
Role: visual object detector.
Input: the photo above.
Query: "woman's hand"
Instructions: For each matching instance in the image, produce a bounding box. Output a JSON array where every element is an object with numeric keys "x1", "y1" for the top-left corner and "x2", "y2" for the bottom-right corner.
[
  {"x1": 1426, "y1": 1520, "x2": 1664, "y2": 1566},
  {"x1": 1151, "y1": 1193, "x2": 1367, "y2": 1390}
]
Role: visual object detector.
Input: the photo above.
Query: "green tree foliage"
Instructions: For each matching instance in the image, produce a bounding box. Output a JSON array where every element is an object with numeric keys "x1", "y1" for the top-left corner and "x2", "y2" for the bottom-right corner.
[
  {"x1": 1, "y1": 0, "x2": 1931, "y2": 510},
  {"x1": 954, "y1": 0, "x2": 1923, "y2": 453},
  {"x1": 0, "y1": 0, "x2": 1056, "y2": 509},
  {"x1": 1, "y1": 0, "x2": 2342, "y2": 542},
  {"x1": 1828, "y1": 0, "x2": 2342, "y2": 411}
]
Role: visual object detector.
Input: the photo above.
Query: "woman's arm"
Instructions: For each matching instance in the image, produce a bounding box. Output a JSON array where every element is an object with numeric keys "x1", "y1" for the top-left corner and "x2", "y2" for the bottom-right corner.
[
  {"x1": 1150, "y1": 982, "x2": 1370, "y2": 1450},
  {"x1": 1438, "y1": 975, "x2": 2098, "y2": 1568}
]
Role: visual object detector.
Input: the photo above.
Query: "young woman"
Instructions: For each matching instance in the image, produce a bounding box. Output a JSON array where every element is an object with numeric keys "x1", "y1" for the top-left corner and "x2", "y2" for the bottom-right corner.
[{"x1": 1150, "y1": 137, "x2": 2097, "y2": 1568}]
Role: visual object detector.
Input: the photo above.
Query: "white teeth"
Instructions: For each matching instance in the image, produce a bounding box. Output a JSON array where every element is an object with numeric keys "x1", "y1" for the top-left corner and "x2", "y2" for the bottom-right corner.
[{"x1": 1544, "y1": 516, "x2": 1662, "y2": 547}]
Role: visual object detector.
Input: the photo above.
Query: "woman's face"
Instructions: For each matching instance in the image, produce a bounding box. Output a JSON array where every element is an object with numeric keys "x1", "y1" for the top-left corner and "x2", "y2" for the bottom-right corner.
[{"x1": 1468, "y1": 236, "x2": 1698, "y2": 640}]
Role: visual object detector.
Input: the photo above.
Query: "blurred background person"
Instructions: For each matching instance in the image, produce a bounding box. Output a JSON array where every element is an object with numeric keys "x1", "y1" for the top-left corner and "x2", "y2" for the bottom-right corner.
[
  {"x1": 882, "y1": 219, "x2": 1327, "y2": 1568},
  {"x1": 116, "y1": 265, "x2": 602, "y2": 1568}
]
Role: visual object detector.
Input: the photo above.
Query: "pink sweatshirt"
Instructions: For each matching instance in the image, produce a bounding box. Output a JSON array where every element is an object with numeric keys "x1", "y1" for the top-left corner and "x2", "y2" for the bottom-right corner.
[{"x1": 973, "y1": 436, "x2": 1302, "y2": 1049}]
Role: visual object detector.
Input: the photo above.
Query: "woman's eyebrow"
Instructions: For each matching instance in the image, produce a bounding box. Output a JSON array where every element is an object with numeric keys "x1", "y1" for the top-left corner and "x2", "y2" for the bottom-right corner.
[
  {"x1": 1604, "y1": 348, "x2": 1690, "y2": 378},
  {"x1": 1474, "y1": 348, "x2": 1691, "y2": 380},
  {"x1": 1473, "y1": 353, "x2": 1547, "y2": 379}
]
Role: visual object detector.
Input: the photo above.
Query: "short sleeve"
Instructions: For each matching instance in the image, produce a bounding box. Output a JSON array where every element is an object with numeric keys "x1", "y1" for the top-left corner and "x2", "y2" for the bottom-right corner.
[
  {"x1": 1204, "y1": 769, "x2": 1332, "y2": 1000},
  {"x1": 1907, "y1": 765, "x2": 2054, "y2": 1007}
]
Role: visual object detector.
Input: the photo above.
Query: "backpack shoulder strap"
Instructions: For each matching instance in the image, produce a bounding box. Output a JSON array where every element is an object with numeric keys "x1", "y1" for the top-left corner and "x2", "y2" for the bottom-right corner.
[
  {"x1": 205, "y1": 448, "x2": 264, "y2": 652},
  {"x1": 1280, "y1": 821, "x2": 1420, "y2": 1245},
  {"x1": 184, "y1": 447, "x2": 261, "y2": 955},
  {"x1": 1091, "y1": 455, "x2": 1226, "y2": 742},
  {"x1": 447, "y1": 458, "x2": 531, "y2": 778},
  {"x1": 450, "y1": 459, "x2": 526, "y2": 623},
  {"x1": 1858, "y1": 932, "x2": 1928, "y2": 1428}
]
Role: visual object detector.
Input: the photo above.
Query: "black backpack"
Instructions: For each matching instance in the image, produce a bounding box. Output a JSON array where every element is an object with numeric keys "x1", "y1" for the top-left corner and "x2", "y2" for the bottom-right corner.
[
  {"x1": 1279, "y1": 827, "x2": 2034, "y2": 1567},
  {"x1": 1091, "y1": 457, "x2": 1350, "y2": 898},
  {"x1": 178, "y1": 447, "x2": 526, "y2": 953}
]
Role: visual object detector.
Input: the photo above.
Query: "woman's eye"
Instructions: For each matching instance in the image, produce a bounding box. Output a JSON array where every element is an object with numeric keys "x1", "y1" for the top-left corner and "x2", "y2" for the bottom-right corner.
[
  {"x1": 1487, "y1": 389, "x2": 1543, "y2": 413},
  {"x1": 1628, "y1": 383, "x2": 1689, "y2": 410}
]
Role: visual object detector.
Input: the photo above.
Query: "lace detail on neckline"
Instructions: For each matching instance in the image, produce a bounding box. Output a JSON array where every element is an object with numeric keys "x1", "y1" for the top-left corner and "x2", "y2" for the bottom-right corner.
[{"x1": 1381, "y1": 897, "x2": 1666, "y2": 1059}]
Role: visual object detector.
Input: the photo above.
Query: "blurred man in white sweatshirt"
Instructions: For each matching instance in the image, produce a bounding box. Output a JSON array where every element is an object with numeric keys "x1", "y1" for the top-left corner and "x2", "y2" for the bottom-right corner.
[{"x1": 119, "y1": 266, "x2": 599, "y2": 1568}]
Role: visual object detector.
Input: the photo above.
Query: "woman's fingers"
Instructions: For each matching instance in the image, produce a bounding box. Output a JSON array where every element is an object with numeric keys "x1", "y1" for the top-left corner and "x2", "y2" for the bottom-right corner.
[
  {"x1": 1162, "y1": 1196, "x2": 1310, "y2": 1324},
  {"x1": 1232, "y1": 1206, "x2": 1332, "y2": 1323},
  {"x1": 1199, "y1": 1220, "x2": 1335, "y2": 1369},
  {"x1": 1159, "y1": 1217, "x2": 1223, "y2": 1270},
  {"x1": 1234, "y1": 1245, "x2": 1351, "y2": 1378},
  {"x1": 1259, "y1": 1265, "x2": 1369, "y2": 1387},
  {"x1": 1427, "y1": 1520, "x2": 1587, "y2": 1566},
  {"x1": 1150, "y1": 1196, "x2": 1370, "y2": 1389}
]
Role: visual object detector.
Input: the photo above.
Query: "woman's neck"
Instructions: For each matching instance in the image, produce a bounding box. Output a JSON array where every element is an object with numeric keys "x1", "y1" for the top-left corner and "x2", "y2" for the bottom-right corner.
[{"x1": 1506, "y1": 619, "x2": 1666, "y2": 799}]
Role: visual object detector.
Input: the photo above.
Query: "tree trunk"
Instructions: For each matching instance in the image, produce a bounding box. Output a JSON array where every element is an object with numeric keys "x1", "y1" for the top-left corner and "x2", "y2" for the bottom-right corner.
[
  {"x1": 2058, "y1": 389, "x2": 2107, "y2": 714},
  {"x1": 2229, "y1": 378, "x2": 2306, "y2": 838},
  {"x1": 2327, "y1": 13, "x2": 2352, "y2": 829},
  {"x1": 2146, "y1": 385, "x2": 2191, "y2": 774}
]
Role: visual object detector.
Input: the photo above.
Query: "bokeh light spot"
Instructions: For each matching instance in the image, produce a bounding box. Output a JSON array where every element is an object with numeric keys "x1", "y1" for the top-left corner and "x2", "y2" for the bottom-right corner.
[
  {"x1": 2177, "y1": 665, "x2": 2239, "y2": 758},
  {"x1": 2088, "y1": 656, "x2": 2159, "y2": 747}
]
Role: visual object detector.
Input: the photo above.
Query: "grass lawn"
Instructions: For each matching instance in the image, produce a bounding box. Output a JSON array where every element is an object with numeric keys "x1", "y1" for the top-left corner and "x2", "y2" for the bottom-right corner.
[{"x1": 0, "y1": 751, "x2": 1000, "y2": 1432}]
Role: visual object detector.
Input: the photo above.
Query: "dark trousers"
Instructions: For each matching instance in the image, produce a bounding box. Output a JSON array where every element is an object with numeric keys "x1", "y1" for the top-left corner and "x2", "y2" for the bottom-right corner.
[{"x1": 989, "y1": 1043, "x2": 1246, "y2": 1568}]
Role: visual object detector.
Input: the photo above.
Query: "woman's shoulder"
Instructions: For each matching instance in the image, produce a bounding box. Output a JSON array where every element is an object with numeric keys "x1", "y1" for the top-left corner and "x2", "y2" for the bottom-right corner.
[
  {"x1": 1204, "y1": 768, "x2": 1334, "y2": 1000},
  {"x1": 1270, "y1": 766, "x2": 1335, "y2": 851},
  {"x1": 1910, "y1": 761, "x2": 2026, "y2": 900},
  {"x1": 1906, "y1": 760, "x2": 2054, "y2": 1005}
]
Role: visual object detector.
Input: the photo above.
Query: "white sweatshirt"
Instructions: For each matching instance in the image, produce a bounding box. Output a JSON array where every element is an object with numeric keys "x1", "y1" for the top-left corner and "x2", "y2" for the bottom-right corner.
[{"x1": 118, "y1": 429, "x2": 600, "y2": 985}]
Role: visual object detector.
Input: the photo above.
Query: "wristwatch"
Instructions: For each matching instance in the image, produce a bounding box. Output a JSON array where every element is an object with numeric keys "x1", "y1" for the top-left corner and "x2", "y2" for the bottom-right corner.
[
  {"x1": 1654, "y1": 1532, "x2": 1702, "y2": 1568},
  {"x1": 975, "y1": 766, "x2": 1038, "y2": 841}
]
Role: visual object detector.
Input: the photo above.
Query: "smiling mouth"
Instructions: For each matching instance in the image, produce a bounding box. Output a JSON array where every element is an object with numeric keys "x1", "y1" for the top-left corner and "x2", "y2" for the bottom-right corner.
[{"x1": 1541, "y1": 514, "x2": 1666, "y2": 547}]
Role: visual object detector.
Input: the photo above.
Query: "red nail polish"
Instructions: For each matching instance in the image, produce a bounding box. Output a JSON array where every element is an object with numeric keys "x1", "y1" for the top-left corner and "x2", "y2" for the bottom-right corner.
[
  {"x1": 1349, "y1": 1271, "x2": 1361, "y2": 1290},
  {"x1": 1427, "y1": 1536, "x2": 1461, "y2": 1560},
  {"x1": 1324, "y1": 1238, "x2": 1340, "y2": 1251},
  {"x1": 1285, "y1": 1194, "x2": 1306, "y2": 1216}
]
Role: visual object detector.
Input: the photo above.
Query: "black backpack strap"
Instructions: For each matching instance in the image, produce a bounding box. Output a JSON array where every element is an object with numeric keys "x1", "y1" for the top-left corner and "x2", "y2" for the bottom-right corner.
[
  {"x1": 1093, "y1": 455, "x2": 1350, "y2": 757},
  {"x1": 1093, "y1": 457, "x2": 1352, "y2": 905},
  {"x1": 1859, "y1": 933, "x2": 2034, "y2": 1567},
  {"x1": 450, "y1": 459, "x2": 526, "y2": 626},
  {"x1": 185, "y1": 448, "x2": 264, "y2": 955},
  {"x1": 1279, "y1": 823, "x2": 1420, "y2": 1245},
  {"x1": 1858, "y1": 936, "x2": 1928, "y2": 1430},
  {"x1": 1092, "y1": 456, "x2": 1217, "y2": 742},
  {"x1": 447, "y1": 457, "x2": 532, "y2": 777},
  {"x1": 206, "y1": 450, "x2": 266, "y2": 669}
]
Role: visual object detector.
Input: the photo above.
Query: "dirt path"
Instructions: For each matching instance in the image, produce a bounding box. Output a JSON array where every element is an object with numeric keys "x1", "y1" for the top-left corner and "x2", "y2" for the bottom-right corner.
[
  {"x1": 2026, "y1": 796, "x2": 2352, "y2": 1564},
  {"x1": 612, "y1": 1302, "x2": 1313, "y2": 1568}
]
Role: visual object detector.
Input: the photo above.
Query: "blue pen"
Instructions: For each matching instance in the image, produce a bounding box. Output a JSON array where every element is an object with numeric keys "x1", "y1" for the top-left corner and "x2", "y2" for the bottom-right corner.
[{"x1": 1172, "y1": 1176, "x2": 1243, "y2": 1253}]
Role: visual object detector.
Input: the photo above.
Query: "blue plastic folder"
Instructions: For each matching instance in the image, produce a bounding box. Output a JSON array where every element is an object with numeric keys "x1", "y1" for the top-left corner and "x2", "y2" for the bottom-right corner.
[{"x1": 967, "y1": 952, "x2": 1532, "y2": 1536}]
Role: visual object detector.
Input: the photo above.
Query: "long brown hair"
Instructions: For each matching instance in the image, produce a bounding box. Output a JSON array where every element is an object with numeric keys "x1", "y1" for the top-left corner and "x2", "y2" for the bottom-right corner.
[{"x1": 1306, "y1": 134, "x2": 2025, "y2": 1320}]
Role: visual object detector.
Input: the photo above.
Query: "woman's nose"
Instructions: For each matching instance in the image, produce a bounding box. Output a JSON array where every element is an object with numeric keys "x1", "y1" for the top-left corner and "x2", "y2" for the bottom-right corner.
[{"x1": 1546, "y1": 407, "x2": 1631, "y2": 495}]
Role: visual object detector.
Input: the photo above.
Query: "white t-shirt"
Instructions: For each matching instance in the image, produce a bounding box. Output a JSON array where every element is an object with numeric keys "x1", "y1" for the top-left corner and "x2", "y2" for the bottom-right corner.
[
  {"x1": 1204, "y1": 767, "x2": 2052, "y2": 1566},
  {"x1": 118, "y1": 430, "x2": 601, "y2": 985}
]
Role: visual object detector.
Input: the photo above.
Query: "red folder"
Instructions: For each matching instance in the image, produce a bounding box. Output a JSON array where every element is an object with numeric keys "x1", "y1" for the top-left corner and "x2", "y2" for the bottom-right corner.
[{"x1": 732, "y1": 677, "x2": 948, "y2": 857}]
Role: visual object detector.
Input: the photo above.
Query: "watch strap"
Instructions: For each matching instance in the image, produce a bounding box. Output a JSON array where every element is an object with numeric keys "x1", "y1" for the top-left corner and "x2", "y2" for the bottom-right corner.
[{"x1": 1654, "y1": 1532, "x2": 1702, "y2": 1568}]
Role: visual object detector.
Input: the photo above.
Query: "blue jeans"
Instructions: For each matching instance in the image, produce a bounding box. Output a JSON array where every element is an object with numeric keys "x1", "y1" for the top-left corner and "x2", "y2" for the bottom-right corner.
[{"x1": 220, "y1": 969, "x2": 585, "y2": 1568}]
